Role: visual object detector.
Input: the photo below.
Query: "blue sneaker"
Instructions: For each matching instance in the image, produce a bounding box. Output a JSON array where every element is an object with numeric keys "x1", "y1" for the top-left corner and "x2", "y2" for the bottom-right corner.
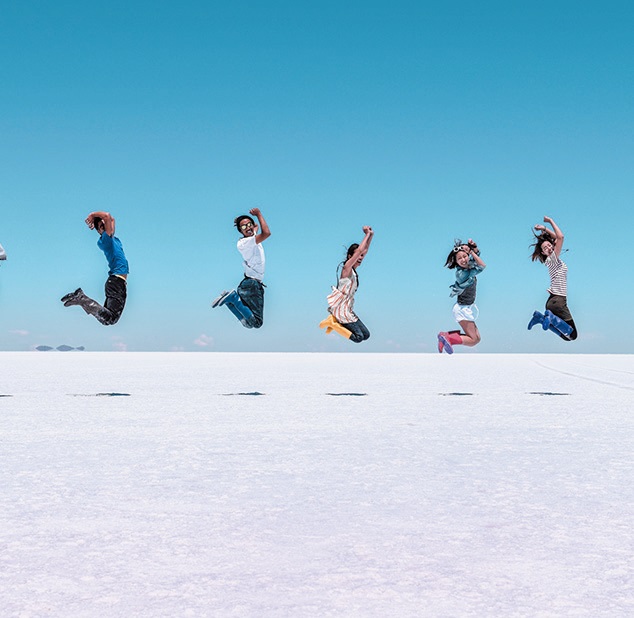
[
  {"x1": 527, "y1": 311, "x2": 545, "y2": 330},
  {"x1": 211, "y1": 290, "x2": 233, "y2": 308}
]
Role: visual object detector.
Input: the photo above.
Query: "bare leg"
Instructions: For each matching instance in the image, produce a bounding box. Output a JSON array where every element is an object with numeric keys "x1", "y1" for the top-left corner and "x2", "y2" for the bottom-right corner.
[{"x1": 458, "y1": 320, "x2": 481, "y2": 347}]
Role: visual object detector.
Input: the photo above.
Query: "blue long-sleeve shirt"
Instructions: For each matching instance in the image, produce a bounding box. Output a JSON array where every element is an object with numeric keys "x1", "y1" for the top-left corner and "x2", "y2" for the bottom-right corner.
[{"x1": 450, "y1": 257, "x2": 485, "y2": 303}]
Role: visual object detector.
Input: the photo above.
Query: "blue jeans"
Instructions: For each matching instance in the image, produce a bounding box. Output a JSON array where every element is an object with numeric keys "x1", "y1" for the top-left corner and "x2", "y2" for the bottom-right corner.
[
  {"x1": 238, "y1": 277, "x2": 264, "y2": 329},
  {"x1": 341, "y1": 318, "x2": 370, "y2": 343}
]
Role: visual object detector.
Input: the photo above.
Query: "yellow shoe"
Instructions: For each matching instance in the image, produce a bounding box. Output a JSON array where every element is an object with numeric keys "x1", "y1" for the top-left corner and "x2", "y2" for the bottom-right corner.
[
  {"x1": 319, "y1": 315, "x2": 334, "y2": 330},
  {"x1": 319, "y1": 315, "x2": 351, "y2": 339}
]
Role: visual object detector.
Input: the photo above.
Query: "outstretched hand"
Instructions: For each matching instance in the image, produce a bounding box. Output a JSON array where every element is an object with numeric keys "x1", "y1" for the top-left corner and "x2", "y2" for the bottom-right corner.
[
  {"x1": 362, "y1": 225, "x2": 373, "y2": 235},
  {"x1": 250, "y1": 207, "x2": 261, "y2": 217}
]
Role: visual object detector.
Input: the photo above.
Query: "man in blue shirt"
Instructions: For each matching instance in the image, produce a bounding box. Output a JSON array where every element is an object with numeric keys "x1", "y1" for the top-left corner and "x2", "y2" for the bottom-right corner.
[{"x1": 61, "y1": 212, "x2": 129, "y2": 326}]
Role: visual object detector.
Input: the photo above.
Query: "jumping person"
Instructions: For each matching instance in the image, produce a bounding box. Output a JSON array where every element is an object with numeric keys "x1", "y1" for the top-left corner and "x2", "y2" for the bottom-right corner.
[
  {"x1": 319, "y1": 226, "x2": 374, "y2": 342},
  {"x1": 212, "y1": 208, "x2": 271, "y2": 329},
  {"x1": 438, "y1": 239, "x2": 486, "y2": 354},
  {"x1": 61, "y1": 212, "x2": 129, "y2": 326},
  {"x1": 527, "y1": 216, "x2": 577, "y2": 340}
]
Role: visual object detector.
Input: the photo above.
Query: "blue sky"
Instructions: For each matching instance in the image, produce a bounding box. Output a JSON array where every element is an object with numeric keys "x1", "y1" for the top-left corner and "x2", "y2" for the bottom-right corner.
[{"x1": 1, "y1": 1, "x2": 633, "y2": 352}]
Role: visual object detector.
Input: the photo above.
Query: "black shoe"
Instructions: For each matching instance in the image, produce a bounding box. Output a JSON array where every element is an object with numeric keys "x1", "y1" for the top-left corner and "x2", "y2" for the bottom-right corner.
[{"x1": 61, "y1": 288, "x2": 85, "y2": 306}]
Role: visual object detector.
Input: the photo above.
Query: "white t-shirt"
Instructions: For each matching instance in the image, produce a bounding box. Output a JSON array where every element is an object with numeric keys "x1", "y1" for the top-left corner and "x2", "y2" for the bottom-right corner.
[{"x1": 237, "y1": 235, "x2": 265, "y2": 280}]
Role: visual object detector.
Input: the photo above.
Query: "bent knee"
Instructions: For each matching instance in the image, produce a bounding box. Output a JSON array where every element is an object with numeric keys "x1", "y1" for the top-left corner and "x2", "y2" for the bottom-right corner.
[{"x1": 350, "y1": 333, "x2": 370, "y2": 343}]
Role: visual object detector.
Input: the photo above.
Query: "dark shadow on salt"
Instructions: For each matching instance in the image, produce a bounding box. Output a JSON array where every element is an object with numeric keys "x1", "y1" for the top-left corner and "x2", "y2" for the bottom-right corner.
[
  {"x1": 439, "y1": 392, "x2": 474, "y2": 396},
  {"x1": 97, "y1": 393, "x2": 131, "y2": 397},
  {"x1": 327, "y1": 393, "x2": 367, "y2": 397},
  {"x1": 0, "y1": 394, "x2": 13, "y2": 397},
  {"x1": 528, "y1": 392, "x2": 570, "y2": 396},
  {"x1": 223, "y1": 392, "x2": 266, "y2": 396},
  {"x1": 68, "y1": 393, "x2": 131, "y2": 397}
]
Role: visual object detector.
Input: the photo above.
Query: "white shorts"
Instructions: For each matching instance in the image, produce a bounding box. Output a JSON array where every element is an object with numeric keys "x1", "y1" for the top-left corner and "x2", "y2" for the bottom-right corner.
[{"x1": 452, "y1": 302, "x2": 479, "y2": 323}]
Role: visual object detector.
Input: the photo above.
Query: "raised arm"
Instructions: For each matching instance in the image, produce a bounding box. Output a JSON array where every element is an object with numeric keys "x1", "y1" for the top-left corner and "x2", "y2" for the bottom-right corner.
[
  {"x1": 341, "y1": 226, "x2": 374, "y2": 279},
  {"x1": 467, "y1": 239, "x2": 486, "y2": 269},
  {"x1": 362, "y1": 225, "x2": 374, "y2": 252},
  {"x1": 86, "y1": 211, "x2": 115, "y2": 236},
  {"x1": 250, "y1": 208, "x2": 271, "y2": 244}
]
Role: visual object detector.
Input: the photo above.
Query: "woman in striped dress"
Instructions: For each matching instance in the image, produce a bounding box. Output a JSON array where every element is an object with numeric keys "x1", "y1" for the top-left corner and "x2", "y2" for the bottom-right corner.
[
  {"x1": 319, "y1": 226, "x2": 374, "y2": 342},
  {"x1": 528, "y1": 216, "x2": 578, "y2": 340}
]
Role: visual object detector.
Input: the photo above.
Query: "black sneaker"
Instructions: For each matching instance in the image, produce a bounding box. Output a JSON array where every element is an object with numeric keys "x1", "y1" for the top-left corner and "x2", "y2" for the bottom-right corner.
[{"x1": 61, "y1": 288, "x2": 85, "y2": 306}]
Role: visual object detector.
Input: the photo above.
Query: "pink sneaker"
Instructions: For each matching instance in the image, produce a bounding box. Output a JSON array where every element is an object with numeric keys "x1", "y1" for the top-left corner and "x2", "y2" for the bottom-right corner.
[{"x1": 437, "y1": 332, "x2": 454, "y2": 354}]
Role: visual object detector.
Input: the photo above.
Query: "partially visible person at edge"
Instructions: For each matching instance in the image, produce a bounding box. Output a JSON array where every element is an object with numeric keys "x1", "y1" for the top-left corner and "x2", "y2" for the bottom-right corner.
[
  {"x1": 61, "y1": 212, "x2": 129, "y2": 326},
  {"x1": 320, "y1": 226, "x2": 374, "y2": 343},
  {"x1": 212, "y1": 208, "x2": 271, "y2": 329},
  {"x1": 0, "y1": 242, "x2": 6, "y2": 262},
  {"x1": 438, "y1": 239, "x2": 486, "y2": 354},
  {"x1": 527, "y1": 216, "x2": 578, "y2": 340}
]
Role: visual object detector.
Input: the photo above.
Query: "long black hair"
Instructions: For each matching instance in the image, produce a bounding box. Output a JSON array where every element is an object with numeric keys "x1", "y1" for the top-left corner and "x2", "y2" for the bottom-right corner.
[{"x1": 530, "y1": 230, "x2": 555, "y2": 264}]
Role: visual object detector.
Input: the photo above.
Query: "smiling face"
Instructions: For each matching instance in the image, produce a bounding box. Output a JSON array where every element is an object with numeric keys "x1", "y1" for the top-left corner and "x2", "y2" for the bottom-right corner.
[
  {"x1": 540, "y1": 239, "x2": 555, "y2": 257},
  {"x1": 455, "y1": 249, "x2": 470, "y2": 268},
  {"x1": 237, "y1": 218, "x2": 255, "y2": 237}
]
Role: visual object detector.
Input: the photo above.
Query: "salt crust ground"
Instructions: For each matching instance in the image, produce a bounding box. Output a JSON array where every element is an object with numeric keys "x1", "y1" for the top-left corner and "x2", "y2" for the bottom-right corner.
[{"x1": 1, "y1": 352, "x2": 632, "y2": 617}]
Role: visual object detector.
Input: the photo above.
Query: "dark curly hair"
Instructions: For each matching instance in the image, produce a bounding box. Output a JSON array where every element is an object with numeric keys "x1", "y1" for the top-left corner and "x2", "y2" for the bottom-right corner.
[{"x1": 234, "y1": 215, "x2": 255, "y2": 231}]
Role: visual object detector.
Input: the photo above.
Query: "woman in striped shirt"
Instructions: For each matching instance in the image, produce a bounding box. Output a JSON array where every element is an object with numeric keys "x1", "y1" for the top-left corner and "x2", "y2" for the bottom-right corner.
[
  {"x1": 528, "y1": 216, "x2": 578, "y2": 340},
  {"x1": 320, "y1": 226, "x2": 374, "y2": 342}
]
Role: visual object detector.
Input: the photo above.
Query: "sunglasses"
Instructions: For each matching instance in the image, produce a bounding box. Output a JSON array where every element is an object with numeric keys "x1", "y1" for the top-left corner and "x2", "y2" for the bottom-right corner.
[{"x1": 240, "y1": 222, "x2": 254, "y2": 230}]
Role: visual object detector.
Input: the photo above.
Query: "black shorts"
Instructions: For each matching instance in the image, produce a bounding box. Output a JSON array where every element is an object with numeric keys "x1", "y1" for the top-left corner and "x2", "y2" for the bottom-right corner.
[{"x1": 545, "y1": 294, "x2": 573, "y2": 322}]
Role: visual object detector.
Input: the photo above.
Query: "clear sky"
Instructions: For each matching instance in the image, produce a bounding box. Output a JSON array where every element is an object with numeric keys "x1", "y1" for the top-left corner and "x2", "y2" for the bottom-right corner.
[{"x1": 1, "y1": 1, "x2": 633, "y2": 353}]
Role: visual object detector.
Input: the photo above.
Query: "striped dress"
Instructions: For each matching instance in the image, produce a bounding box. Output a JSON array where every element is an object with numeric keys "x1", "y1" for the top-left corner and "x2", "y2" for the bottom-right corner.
[
  {"x1": 545, "y1": 253, "x2": 567, "y2": 296},
  {"x1": 327, "y1": 270, "x2": 359, "y2": 324}
]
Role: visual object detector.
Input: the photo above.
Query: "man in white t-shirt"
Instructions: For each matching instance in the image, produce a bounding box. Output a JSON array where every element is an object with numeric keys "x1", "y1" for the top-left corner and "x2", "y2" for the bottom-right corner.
[{"x1": 212, "y1": 208, "x2": 271, "y2": 329}]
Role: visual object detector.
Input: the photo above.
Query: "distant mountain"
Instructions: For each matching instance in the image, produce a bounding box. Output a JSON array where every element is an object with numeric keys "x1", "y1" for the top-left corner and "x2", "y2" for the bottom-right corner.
[{"x1": 36, "y1": 345, "x2": 85, "y2": 352}]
